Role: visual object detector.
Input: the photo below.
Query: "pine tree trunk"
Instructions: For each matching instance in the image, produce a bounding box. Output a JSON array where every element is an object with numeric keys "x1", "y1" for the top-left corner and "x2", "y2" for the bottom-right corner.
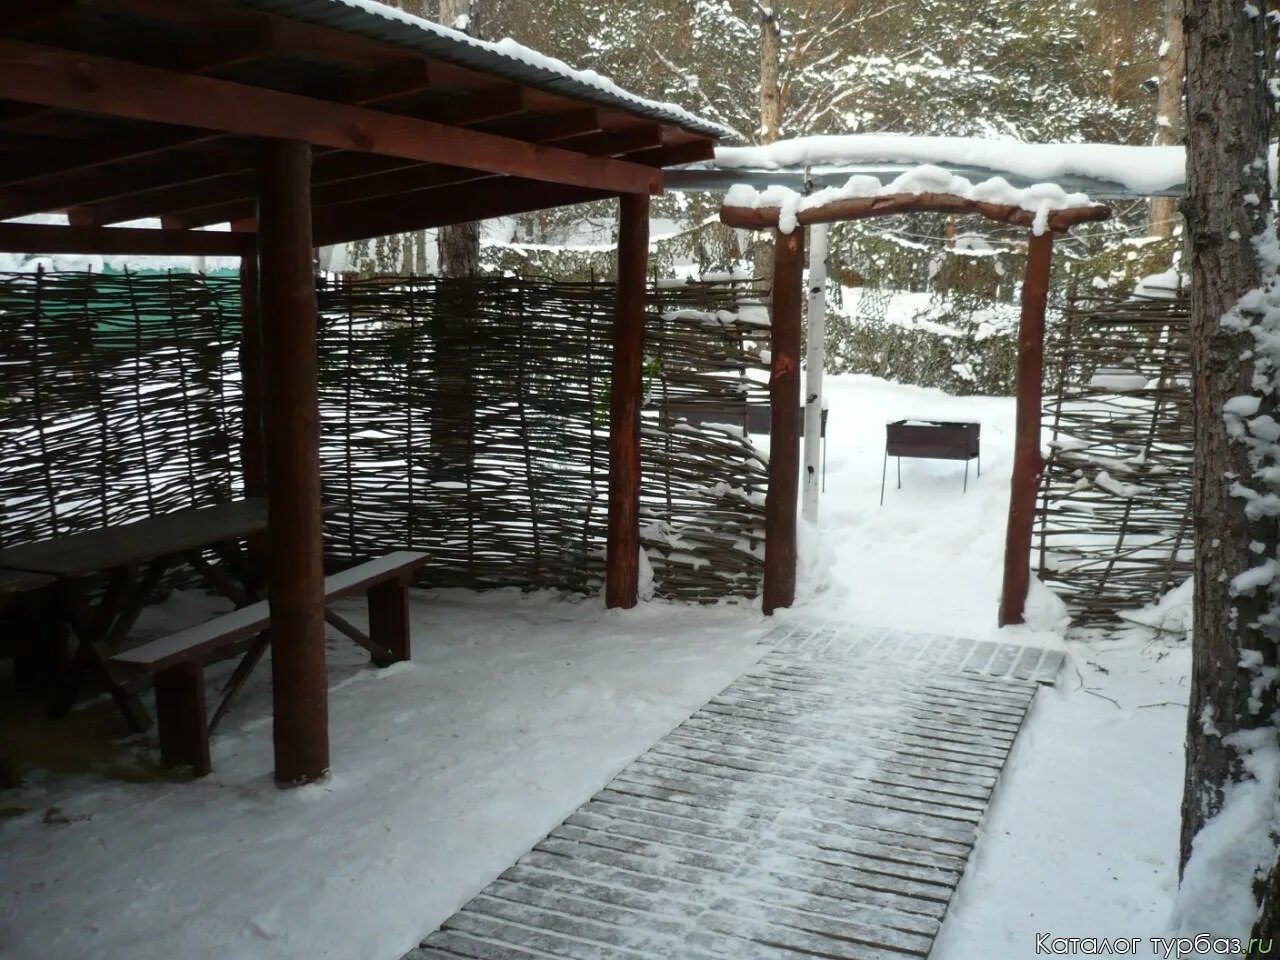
[
  {"x1": 439, "y1": 219, "x2": 480, "y2": 277},
  {"x1": 1181, "y1": 0, "x2": 1275, "y2": 873},
  {"x1": 437, "y1": 0, "x2": 480, "y2": 279},
  {"x1": 753, "y1": 3, "x2": 783, "y2": 287},
  {"x1": 1149, "y1": 0, "x2": 1185, "y2": 238},
  {"x1": 759, "y1": 5, "x2": 782, "y2": 143}
]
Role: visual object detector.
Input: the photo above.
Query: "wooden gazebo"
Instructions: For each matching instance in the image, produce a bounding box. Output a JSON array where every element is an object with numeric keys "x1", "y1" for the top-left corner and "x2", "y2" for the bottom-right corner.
[{"x1": 0, "y1": 0, "x2": 728, "y2": 783}]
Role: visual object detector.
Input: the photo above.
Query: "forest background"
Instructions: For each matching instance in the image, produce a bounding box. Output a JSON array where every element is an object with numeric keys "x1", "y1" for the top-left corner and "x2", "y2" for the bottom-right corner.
[{"x1": 354, "y1": 0, "x2": 1178, "y2": 395}]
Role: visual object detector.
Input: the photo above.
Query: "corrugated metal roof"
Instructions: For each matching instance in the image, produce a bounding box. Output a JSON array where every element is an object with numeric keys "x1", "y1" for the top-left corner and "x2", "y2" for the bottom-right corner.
[{"x1": 235, "y1": 0, "x2": 734, "y2": 141}]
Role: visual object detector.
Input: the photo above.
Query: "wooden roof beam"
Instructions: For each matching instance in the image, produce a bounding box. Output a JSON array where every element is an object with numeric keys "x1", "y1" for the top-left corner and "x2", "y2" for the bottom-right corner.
[
  {"x1": 0, "y1": 39, "x2": 661, "y2": 195},
  {"x1": 314, "y1": 178, "x2": 616, "y2": 246},
  {"x1": 158, "y1": 108, "x2": 607, "y2": 229},
  {"x1": 556, "y1": 124, "x2": 665, "y2": 157},
  {"x1": 0, "y1": 17, "x2": 281, "y2": 133},
  {"x1": 621, "y1": 139, "x2": 717, "y2": 168},
  {"x1": 4, "y1": 81, "x2": 522, "y2": 222},
  {"x1": 174, "y1": 115, "x2": 659, "y2": 230},
  {"x1": 0, "y1": 221, "x2": 253, "y2": 256}
]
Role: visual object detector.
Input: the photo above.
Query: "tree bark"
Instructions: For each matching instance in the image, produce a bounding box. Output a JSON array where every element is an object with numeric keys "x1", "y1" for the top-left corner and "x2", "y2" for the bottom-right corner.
[
  {"x1": 753, "y1": 3, "x2": 783, "y2": 290},
  {"x1": 1181, "y1": 0, "x2": 1275, "y2": 875},
  {"x1": 1150, "y1": 0, "x2": 1185, "y2": 237},
  {"x1": 759, "y1": 3, "x2": 782, "y2": 143},
  {"x1": 437, "y1": 0, "x2": 481, "y2": 278},
  {"x1": 439, "y1": 218, "x2": 480, "y2": 277}
]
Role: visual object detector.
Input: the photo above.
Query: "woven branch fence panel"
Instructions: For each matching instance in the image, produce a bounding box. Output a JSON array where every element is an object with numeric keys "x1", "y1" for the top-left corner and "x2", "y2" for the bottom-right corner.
[
  {"x1": 315, "y1": 275, "x2": 770, "y2": 600},
  {"x1": 0, "y1": 270, "x2": 243, "y2": 547},
  {"x1": 0, "y1": 270, "x2": 770, "y2": 602},
  {"x1": 1036, "y1": 294, "x2": 1192, "y2": 621}
]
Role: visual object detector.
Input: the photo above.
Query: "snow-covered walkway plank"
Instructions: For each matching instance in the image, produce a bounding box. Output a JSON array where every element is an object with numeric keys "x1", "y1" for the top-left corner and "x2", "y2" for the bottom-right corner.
[{"x1": 406, "y1": 622, "x2": 1062, "y2": 960}]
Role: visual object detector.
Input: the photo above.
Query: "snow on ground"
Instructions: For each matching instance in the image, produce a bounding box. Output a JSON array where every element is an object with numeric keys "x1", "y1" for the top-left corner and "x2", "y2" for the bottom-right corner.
[
  {"x1": 789, "y1": 375, "x2": 1187, "y2": 956},
  {"x1": 0, "y1": 374, "x2": 1189, "y2": 958},
  {"x1": 1, "y1": 595, "x2": 772, "y2": 960}
]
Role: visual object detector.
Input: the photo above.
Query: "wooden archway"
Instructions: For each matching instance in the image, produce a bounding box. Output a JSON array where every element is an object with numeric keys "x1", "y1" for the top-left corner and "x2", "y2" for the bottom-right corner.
[{"x1": 722, "y1": 188, "x2": 1111, "y2": 624}]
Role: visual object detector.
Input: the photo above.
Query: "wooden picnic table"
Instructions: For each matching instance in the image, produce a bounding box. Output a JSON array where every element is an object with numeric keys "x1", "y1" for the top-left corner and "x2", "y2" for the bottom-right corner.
[
  {"x1": 0, "y1": 568, "x2": 57, "y2": 606},
  {"x1": 0, "y1": 498, "x2": 281, "y2": 732}
]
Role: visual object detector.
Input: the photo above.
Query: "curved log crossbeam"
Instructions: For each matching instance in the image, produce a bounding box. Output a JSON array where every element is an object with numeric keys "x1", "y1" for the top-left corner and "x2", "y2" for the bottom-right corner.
[
  {"x1": 720, "y1": 192, "x2": 1112, "y2": 233},
  {"x1": 725, "y1": 185, "x2": 1112, "y2": 624}
]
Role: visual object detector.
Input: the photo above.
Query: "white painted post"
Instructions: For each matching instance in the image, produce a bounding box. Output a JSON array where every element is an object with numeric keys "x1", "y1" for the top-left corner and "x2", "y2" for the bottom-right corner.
[{"x1": 802, "y1": 223, "x2": 828, "y2": 523}]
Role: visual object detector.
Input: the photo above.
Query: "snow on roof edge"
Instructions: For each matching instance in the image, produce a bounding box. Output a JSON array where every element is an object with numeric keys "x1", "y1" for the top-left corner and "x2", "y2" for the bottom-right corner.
[
  {"x1": 715, "y1": 135, "x2": 1188, "y2": 197},
  {"x1": 241, "y1": 0, "x2": 736, "y2": 142},
  {"x1": 723, "y1": 165, "x2": 1103, "y2": 236}
]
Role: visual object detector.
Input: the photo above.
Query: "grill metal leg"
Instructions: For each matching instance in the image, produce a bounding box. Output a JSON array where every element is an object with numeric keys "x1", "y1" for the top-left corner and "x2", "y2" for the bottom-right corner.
[
  {"x1": 964, "y1": 459, "x2": 970, "y2": 493},
  {"x1": 880, "y1": 450, "x2": 888, "y2": 506}
]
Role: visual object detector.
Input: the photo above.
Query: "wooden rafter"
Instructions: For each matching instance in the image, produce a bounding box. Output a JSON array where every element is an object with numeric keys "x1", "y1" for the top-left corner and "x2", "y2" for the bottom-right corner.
[
  {"x1": 0, "y1": 39, "x2": 663, "y2": 196},
  {"x1": 50, "y1": 92, "x2": 548, "y2": 227},
  {"x1": 145, "y1": 111, "x2": 610, "y2": 230},
  {"x1": 13, "y1": 83, "x2": 524, "y2": 225},
  {"x1": 314, "y1": 179, "x2": 614, "y2": 246},
  {"x1": 0, "y1": 222, "x2": 253, "y2": 256}
]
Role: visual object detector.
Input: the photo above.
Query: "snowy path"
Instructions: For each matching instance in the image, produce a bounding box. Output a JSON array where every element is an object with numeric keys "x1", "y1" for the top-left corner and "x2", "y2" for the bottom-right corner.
[{"x1": 408, "y1": 621, "x2": 1060, "y2": 960}]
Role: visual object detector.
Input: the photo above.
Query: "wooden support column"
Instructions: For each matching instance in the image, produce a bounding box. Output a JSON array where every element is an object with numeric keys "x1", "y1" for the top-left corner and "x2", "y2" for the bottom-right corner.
[
  {"x1": 257, "y1": 139, "x2": 328, "y2": 784},
  {"x1": 605, "y1": 192, "x2": 650, "y2": 609},
  {"x1": 764, "y1": 227, "x2": 805, "y2": 615},
  {"x1": 999, "y1": 230, "x2": 1054, "y2": 626}
]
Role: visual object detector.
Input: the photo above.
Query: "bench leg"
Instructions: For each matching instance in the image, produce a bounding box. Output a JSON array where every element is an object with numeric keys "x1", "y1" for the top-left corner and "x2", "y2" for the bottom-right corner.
[
  {"x1": 154, "y1": 663, "x2": 211, "y2": 777},
  {"x1": 367, "y1": 578, "x2": 410, "y2": 666}
]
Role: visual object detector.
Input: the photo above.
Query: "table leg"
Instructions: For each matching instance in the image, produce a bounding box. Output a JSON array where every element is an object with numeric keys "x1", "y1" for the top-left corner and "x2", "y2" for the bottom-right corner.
[
  {"x1": 10, "y1": 587, "x2": 68, "y2": 691},
  {"x1": 185, "y1": 550, "x2": 252, "y2": 607},
  {"x1": 52, "y1": 573, "x2": 153, "y2": 733},
  {"x1": 209, "y1": 631, "x2": 270, "y2": 735}
]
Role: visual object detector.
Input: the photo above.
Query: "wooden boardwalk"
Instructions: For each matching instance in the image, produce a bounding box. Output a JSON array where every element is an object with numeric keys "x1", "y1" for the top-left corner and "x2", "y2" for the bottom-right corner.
[{"x1": 406, "y1": 623, "x2": 1064, "y2": 960}]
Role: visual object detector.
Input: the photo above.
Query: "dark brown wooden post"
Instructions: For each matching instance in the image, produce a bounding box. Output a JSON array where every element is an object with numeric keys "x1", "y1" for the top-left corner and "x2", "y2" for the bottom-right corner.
[
  {"x1": 155, "y1": 663, "x2": 211, "y2": 777},
  {"x1": 367, "y1": 577, "x2": 411, "y2": 665},
  {"x1": 238, "y1": 247, "x2": 266, "y2": 499},
  {"x1": 257, "y1": 139, "x2": 329, "y2": 784},
  {"x1": 764, "y1": 227, "x2": 804, "y2": 615},
  {"x1": 605, "y1": 192, "x2": 650, "y2": 609},
  {"x1": 999, "y1": 229, "x2": 1054, "y2": 626}
]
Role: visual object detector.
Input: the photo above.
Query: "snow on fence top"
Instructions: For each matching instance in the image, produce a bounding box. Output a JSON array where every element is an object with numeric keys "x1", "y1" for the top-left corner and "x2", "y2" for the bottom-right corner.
[
  {"x1": 256, "y1": 0, "x2": 735, "y2": 139},
  {"x1": 714, "y1": 134, "x2": 1186, "y2": 196},
  {"x1": 722, "y1": 165, "x2": 1110, "y2": 235}
]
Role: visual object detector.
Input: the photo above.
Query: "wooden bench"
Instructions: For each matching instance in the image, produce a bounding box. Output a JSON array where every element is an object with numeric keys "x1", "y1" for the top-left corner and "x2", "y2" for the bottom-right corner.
[{"x1": 111, "y1": 551, "x2": 428, "y2": 777}]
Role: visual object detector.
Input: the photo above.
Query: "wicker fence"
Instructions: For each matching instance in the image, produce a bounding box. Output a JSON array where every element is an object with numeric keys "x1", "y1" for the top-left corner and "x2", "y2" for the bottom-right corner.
[
  {"x1": 0, "y1": 270, "x2": 770, "y2": 602},
  {"x1": 1036, "y1": 294, "x2": 1192, "y2": 620}
]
